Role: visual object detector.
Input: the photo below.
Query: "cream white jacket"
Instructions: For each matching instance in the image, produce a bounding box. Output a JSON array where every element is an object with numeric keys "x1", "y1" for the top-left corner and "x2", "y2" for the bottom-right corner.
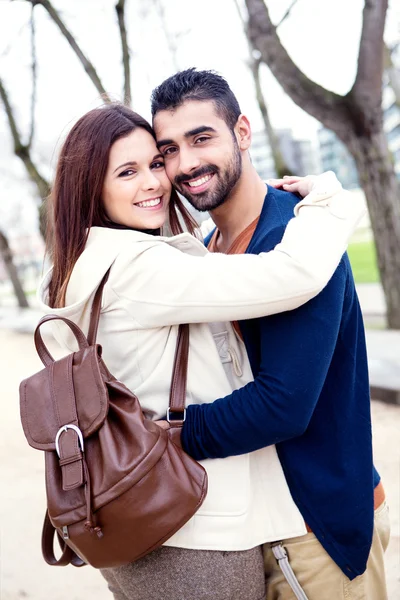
[{"x1": 38, "y1": 175, "x2": 365, "y2": 550}]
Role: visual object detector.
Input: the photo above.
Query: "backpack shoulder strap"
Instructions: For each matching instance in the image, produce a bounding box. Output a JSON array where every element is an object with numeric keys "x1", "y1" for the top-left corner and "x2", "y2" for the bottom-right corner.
[{"x1": 87, "y1": 268, "x2": 111, "y2": 346}]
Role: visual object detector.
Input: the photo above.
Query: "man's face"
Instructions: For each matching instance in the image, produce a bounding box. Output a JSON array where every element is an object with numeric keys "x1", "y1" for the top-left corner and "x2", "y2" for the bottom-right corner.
[{"x1": 153, "y1": 100, "x2": 242, "y2": 212}]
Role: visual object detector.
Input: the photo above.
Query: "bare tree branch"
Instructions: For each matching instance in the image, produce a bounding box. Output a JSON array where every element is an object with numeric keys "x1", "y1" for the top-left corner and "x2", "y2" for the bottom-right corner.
[
  {"x1": 0, "y1": 230, "x2": 29, "y2": 308},
  {"x1": 27, "y1": 0, "x2": 111, "y2": 102},
  {"x1": 28, "y1": 3, "x2": 37, "y2": 148},
  {"x1": 233, "y1": 0, "x2": 291, "y2": 176},
  {"x1": 0, "y1": 20, "x2": 30, "y2": 58},
  {"x1": 276, "y1": 0, "x2": 300, "y2": 29},
  {"x1": 0, "y1": 77, "x2": 22, "y2": 151},
  {"x1": 153, "y1": 0, "x2": 180, "y2": 71},
  {"x1": 115, "y1": 0, "x2": 132, "y2": 105},
  {"x1": 244, "y1": 0, "x2": 347, "y2": 134},
  {"x1": 352, "y1": 0, "x2": 387, "y2": 108},
  {"x1": 0, "y1": 77, "x2": 50, "y2": 235}
]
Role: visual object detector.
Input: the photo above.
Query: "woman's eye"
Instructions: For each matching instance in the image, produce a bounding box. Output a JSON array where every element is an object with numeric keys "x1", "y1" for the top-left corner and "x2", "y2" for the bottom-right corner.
[
  {"x1": 119, "y1": 169, "x2": 136, "y2": 177},
  {"x1": 151, "y1": 161, "x2": 165, "y2": 169}
]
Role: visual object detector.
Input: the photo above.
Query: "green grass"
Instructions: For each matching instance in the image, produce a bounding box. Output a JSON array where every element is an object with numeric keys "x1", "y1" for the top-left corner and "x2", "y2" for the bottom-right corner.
[{"x1": 347, "y1": 240, "x2": 380, "y2": 283}]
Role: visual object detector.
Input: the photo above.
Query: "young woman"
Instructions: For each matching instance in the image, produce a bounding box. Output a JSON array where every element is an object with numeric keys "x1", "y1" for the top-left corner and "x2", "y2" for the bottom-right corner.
[{"x1": 38, "y1": 103, "x2": 364, "y2": 600}]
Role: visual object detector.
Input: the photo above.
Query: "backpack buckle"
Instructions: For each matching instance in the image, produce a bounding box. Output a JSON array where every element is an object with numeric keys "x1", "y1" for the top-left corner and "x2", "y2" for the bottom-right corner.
[
  {"x1": 167, "y1": 408, "x2": 186, "y2": 423},
  {"x1": 55, "y1": 424, "x2": 84, "y2": 457}
]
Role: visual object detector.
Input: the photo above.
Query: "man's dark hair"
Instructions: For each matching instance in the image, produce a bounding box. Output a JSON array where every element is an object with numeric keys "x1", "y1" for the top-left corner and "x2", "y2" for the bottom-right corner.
[{"x1": 151, "y1": 68, "x2": 242, "y2": 131}]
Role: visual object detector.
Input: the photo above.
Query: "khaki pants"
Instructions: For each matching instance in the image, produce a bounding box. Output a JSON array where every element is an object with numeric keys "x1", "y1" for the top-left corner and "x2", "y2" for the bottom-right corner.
[{"x1": 263, "y1": 502, "x2": 391, "y2": 600}]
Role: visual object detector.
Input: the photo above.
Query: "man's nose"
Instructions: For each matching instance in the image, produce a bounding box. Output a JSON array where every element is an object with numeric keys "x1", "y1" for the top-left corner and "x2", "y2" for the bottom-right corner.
[{"x1": 178, "y1": 147, "x2": 201, "y2": 176}]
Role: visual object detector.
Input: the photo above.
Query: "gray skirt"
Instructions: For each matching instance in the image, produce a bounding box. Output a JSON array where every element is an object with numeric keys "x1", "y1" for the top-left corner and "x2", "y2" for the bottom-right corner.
[{"x1": 100, "y1": 545, "x2": 266, "y2": 600}]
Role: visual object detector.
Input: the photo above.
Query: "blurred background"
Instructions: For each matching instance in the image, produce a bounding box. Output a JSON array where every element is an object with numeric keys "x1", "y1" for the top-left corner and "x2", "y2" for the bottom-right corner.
[{"x1": 0, "y1": 0, "x2": 399, "y2": 598}]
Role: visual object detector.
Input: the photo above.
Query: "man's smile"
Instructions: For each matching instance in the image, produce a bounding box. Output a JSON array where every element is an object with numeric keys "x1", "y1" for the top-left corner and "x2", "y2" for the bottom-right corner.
[{"x1": 182, "y1": 173, "x2": 215, "y2": 194}]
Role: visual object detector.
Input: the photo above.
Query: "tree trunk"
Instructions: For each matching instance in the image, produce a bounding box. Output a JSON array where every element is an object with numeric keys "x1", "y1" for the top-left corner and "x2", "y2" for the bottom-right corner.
[
  {"x1": 243, "y1": 0, "x2": 400, "y2": 327},
  {"x1": 346, "y1": 130, "x2": 400, "y2": 328},
  {"x1": 0, "y1": 231, "x2": 29, "y2": 308}
]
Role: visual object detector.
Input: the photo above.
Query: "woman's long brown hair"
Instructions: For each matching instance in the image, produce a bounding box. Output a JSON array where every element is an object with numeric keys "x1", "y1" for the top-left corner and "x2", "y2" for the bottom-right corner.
[{"x1": 47, "y1": 104, "x2": 198, "y2": 308}]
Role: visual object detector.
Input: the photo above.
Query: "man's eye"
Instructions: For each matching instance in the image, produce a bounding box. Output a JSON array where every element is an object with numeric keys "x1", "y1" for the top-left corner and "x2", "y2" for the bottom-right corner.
[
  {"x1": 163, "y1": 147, "x2": 177, "y2": 157},
  {"x1": 194, "y1": 136, "x2": 209, "y2": 144},
  {"x1": 119, "y1": 169, "x2": 136, "y2": 177}
]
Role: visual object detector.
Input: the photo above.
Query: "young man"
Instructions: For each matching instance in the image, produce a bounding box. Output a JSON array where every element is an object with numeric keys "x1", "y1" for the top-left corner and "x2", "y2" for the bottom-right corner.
[{"x1": 151, "y1": 69, "x2": 389, "y2": 599}]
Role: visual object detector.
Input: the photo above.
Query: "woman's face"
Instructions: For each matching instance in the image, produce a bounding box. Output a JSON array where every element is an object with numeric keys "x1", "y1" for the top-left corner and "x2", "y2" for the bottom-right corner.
[{"x1": 102, "y1": 128, "x2": 172, "y2": 230}]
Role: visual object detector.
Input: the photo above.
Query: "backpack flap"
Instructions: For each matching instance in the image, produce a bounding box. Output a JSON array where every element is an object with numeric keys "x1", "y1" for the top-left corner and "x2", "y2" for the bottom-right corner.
[{"x1": 20, "y1": 345, "x2": 108, "y2": 452}]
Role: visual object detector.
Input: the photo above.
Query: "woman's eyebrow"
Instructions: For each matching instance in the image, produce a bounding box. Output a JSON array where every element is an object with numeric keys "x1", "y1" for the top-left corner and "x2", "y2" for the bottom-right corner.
[
  {"x1": 114, "y1": 154, "x2": 163, "y2": 173},
  {"x1": 113, "y1": 161, "x2": 137, "y2": 173}
]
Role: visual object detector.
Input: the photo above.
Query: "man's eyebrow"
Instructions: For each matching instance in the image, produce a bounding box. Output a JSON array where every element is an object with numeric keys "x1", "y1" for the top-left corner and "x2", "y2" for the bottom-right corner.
[
  {"x1": 157, "y1": 126, "x2": 217, "y2": 148},
  {"x1": 185, "y1": 125, "x2": 217, "y2": 137}
]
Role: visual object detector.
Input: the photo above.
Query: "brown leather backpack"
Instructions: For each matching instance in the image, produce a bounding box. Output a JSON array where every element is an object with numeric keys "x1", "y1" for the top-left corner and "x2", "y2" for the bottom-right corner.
[{"x1": 19, "y1": 271, "x2": 208, "y2": 569}]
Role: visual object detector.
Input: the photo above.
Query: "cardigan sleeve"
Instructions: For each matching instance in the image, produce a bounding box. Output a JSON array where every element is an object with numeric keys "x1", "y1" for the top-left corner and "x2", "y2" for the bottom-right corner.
[
  {"x1": 180, "y1": 261, "x2": 347, "y2": 459},
  {"x1": 108, "y1": 186, "x2": 364, "y2": 328}
]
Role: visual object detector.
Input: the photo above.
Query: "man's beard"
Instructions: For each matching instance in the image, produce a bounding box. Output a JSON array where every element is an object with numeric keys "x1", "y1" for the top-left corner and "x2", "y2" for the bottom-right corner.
[{"x1": 174, "y1": 140, "x2": 242, "y2": 212}]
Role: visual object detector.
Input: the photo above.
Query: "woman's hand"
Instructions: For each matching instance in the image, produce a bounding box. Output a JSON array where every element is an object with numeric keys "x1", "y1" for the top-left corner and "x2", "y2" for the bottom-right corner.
[
  {"x1": 267, "y1": 175, "x2": 317, "y2": 198},
  {"x1": 267, "y1": 172, "x2": 341, "y2": 199}
]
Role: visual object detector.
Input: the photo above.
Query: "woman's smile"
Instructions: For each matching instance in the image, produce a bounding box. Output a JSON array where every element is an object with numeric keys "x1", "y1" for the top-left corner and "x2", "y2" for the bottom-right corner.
[{"x1": 135, "y1": 196, "x2": 163, "y2": 210}]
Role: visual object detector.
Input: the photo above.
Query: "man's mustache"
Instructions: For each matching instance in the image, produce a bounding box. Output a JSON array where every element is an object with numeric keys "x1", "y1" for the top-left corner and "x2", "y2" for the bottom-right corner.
[{"x1": 175, "y1": 165, "x2": 219, "y2": 187}]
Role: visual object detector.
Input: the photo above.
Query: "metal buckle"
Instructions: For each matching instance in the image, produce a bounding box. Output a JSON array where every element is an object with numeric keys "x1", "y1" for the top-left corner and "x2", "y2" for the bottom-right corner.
[
  {"x1": 166, "y1": 408, "x2": 186, "y2": 423},
  {"x1": 55, "y1": 424, "x2": 84, "y2": 457}
]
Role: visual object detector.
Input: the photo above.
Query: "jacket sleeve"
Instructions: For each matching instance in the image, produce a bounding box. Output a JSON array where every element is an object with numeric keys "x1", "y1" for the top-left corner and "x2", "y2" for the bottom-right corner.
[
  {"x1": 109, "y1": 181, "x2": 364, "y2": 328},
  {"x1": 180, "y1": 262, "x2": 347, "y2": 459}
]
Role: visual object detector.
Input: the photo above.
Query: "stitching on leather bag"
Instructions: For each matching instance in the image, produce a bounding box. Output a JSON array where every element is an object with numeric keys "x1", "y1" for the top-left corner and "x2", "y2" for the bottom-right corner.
[{"x1": 85, "y1": 345, "x2": 107, "y2": 433}]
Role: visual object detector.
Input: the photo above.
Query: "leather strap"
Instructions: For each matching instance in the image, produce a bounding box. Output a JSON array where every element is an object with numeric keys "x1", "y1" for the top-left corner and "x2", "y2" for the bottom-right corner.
[
  {"x1": 35, "y1": 314, "x2": 90, "y2": 367},
  {"x1": 87, "y1": 269, "x2": 111, "y2": 346},
  {"x1": 51, "y1": 354, "x2": 84, "y2": 490},
  {"x1": 87, "y1": 267, "x2": 189, "y2": 417},
  {"x1": 42, "y1": 511, "x2": 85, "y2": 567},
  {"x1": 168, "y1": 323, "x2": 189, "y2": 422}
]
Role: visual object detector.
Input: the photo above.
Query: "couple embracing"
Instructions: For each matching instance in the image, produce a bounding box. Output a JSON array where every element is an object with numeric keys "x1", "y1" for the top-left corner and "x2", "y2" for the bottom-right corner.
[{"x1": 37, "y1": 68, "x2": 389, "y2": 600}]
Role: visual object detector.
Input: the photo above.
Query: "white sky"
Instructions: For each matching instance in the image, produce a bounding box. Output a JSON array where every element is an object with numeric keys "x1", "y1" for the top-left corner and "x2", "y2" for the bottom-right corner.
[{"x1": 0, "y1": 0, "x2": 399, "y2": 234}]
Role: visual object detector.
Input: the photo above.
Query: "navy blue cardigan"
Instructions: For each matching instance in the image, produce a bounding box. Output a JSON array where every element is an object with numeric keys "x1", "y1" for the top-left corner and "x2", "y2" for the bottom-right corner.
[{"x1": 181, "y1": 186, "x2": 380, "y2": 579}]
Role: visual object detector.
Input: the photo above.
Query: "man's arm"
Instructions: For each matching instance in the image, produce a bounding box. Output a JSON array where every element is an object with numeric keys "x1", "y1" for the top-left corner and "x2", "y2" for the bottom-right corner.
[{"x1": 181, "y1": 261, "x2": 347, "y2": 460}]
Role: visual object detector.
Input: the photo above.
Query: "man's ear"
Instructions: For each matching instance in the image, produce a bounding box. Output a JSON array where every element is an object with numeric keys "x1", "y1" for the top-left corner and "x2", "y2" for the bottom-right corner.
[{"x1": 235, "y1": 114, "x2": 251, "y2": 151}]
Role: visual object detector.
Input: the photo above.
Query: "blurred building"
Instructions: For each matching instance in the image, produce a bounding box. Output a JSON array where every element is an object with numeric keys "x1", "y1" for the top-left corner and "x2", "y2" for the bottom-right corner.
[
  {"x1": 250, "y1": 129, "x2": 277, "y2": 180},
  {"x1": 318, "y1": 128, "x2": 359, "y2": 189},
  {"x1": 251, "y1": 128, "x2": 321, "y2": 179},
  {"x1": 277, "y1": 129, "x2": 321, "y2": 176}
]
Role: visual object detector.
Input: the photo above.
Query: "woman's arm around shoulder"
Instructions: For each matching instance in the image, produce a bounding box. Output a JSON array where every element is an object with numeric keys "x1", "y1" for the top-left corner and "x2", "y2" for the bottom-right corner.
[{"x1": 109, "y1": 172, "x2": 365, "y2": 328}]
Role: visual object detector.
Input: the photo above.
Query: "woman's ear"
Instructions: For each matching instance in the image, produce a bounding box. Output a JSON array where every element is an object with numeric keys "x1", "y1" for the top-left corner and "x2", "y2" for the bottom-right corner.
[{"x1": 235, "y1": 114, "x2": 251, "y2": 151}]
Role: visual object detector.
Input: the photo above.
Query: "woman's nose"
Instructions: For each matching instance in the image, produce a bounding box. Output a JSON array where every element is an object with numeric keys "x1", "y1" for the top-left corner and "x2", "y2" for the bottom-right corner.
[{"x1": 142, "y1": 169, "x2": 161, "y2": 191}]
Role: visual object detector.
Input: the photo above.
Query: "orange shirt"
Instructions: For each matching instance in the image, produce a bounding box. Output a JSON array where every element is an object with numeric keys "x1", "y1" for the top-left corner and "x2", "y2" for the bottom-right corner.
[{"x1": 207, "y1": 217, "x2": 260, "y2": 339}]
